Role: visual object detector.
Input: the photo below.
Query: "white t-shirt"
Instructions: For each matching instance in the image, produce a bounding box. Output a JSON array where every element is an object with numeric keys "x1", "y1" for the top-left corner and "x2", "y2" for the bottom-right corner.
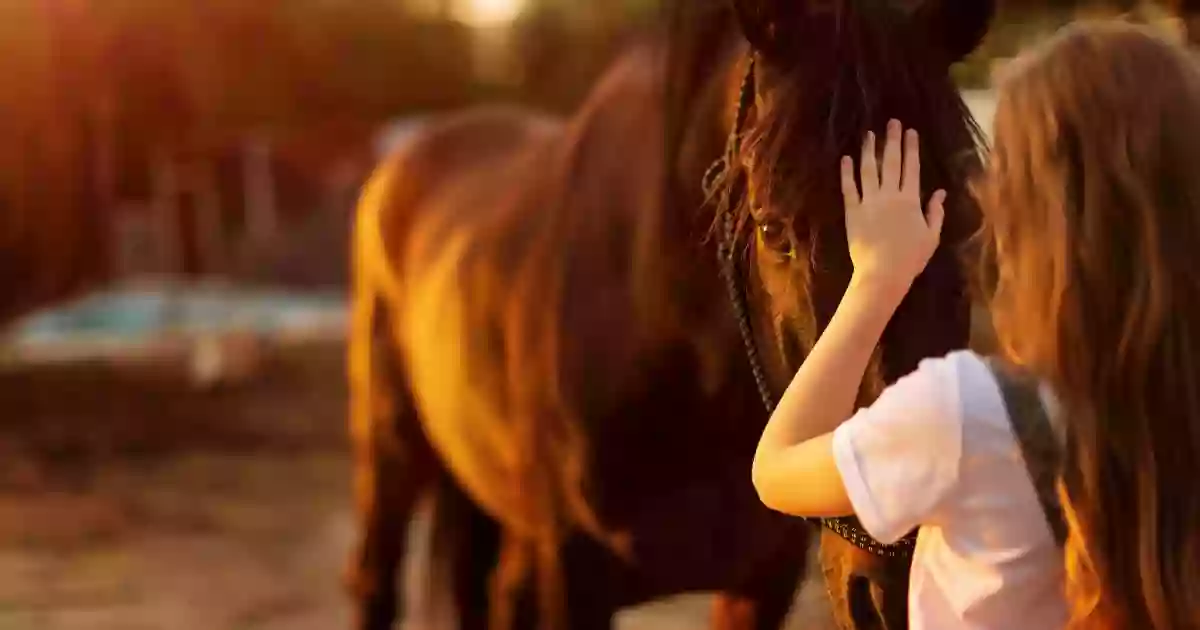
[{"x1": 832, "y1": 350, "x2": 1068, "y2": 630}]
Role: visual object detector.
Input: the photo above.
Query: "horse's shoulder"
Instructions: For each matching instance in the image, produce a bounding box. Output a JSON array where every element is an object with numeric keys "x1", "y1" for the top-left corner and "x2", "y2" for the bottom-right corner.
[
  {"x1": 359, "y1": 106, "x2": 562, "y2": 273},
  {"x1": 370, "y1": 106, "x2": 560, "y2": 200},
  {"x1": 409, "y1": 106, "x2": 561, "y2": 162}
]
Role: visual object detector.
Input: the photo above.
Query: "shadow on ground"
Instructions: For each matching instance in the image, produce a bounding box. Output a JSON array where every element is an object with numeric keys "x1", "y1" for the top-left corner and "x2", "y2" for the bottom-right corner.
[{"x1": 0, "y1": 342, "x2": 831, "y2": 629}]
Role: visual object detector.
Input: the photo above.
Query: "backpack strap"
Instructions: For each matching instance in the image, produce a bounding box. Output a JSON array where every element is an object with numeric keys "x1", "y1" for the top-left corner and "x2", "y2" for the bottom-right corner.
[{"x1": 984, "y1": 357, "x2": 1068, "y2": 547}]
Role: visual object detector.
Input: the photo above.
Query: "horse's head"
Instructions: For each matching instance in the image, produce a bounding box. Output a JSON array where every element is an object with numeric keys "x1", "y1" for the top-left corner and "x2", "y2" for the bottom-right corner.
[
  {"x1": 718, "y1": 0, "x2": 992, "y2": 397},
  {"x1": 733, "y1": 0, "x2": 994, "y2": 73}
]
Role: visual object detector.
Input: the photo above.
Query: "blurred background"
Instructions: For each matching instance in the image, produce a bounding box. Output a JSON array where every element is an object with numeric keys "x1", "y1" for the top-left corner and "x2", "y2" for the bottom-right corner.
[{"x1": 0, "y1": 1, "x2": 1188, "y2": 629}]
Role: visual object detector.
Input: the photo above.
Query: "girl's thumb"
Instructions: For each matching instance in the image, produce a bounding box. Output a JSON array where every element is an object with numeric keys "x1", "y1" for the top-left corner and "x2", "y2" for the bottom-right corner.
[{"x1": 926, "y1": 189, "x2": 946, "y2": 238}]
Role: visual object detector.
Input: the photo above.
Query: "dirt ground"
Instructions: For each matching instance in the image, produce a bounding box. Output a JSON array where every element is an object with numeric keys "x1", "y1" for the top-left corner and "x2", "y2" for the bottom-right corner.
[{"x1": 0, "y1": 342, "x2": 831, "y2": 630}]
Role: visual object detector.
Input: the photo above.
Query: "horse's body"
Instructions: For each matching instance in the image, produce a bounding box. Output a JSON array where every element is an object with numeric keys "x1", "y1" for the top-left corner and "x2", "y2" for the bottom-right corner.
[{"x1": 347, "y1": 17, "x2": 817, "y2": 629}]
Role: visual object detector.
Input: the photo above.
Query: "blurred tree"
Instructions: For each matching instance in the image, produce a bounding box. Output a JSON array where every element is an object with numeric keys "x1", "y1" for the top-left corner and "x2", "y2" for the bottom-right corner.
[
  {"x1": 0, "y1": 0, "x2": 481, "y2": 321},
  {"x1": 955, "y1": 0, "x2": 1176, "y2": 87},
  {"x1": 0, "y1": 0, "x2": 682, "y2": 320},
  {"x1": 0, "y1": 0, "x2": 111, "y2": 320},
  {"x1": 98, "y1": 0, "x2": 475, "y2": 146},
  {"x1": 1163, "y1": 0, "x2": 1200, "y2": 42},
  {"x1": 508, "y1": 0, "x2": 652, "y2": 111}
]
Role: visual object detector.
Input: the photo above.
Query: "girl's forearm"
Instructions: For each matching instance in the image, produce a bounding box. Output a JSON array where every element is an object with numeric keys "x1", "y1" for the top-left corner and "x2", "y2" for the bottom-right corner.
[{"x1": 753, "y1": 276, "x2": 906, "y2": 464}]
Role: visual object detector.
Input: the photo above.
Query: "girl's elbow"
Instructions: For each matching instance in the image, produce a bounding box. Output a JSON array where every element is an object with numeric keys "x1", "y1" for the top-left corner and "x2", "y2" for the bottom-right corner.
[{"x1": 751, "y1": 460, "x2": 783, "y2": 512}]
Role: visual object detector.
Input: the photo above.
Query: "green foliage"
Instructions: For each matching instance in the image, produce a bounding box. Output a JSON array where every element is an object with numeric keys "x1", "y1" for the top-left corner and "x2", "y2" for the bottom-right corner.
[
  {"x1": 99, "y1": 0, "x2": 475, "y2": 140},
  {"x1": 953, "y1": 6, "x2": 1077, "y2": 88},
  {"x1": 954, "y1": 0, "x2": 1175, "y2": 88}
]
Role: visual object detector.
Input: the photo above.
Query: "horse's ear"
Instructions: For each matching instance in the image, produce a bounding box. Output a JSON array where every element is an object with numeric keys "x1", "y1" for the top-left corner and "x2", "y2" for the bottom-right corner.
[
  {"x1": 914, "y1": 0, "x2": 996, "y2": 64},
  {"x1": 728, "y1": 0, "x2": 788, "y2": 59}
]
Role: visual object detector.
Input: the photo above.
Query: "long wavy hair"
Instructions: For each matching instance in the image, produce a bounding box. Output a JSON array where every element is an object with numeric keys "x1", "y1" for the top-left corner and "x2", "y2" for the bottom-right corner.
[{"x1": 975, "y1": 20, "x2": 1200, "y2": 629}]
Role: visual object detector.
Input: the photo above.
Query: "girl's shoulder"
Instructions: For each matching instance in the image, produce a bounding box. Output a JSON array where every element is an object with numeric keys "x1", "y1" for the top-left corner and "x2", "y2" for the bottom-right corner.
[
  {"x1": 914, "y1": 348, "x2": 988, "y2": 381},
  {"x1": 891, "y1": 349, "x2": 990, "y2": 418},
  {"x1": 832, "y1": 350, "x2": 1003, "y2": 543},
  {"x1": 931, "y1": 350, "x2": 1066, "y2": 464},
  {"x1": 844, "y1": 348, "x2": 1044, "y2": 466},
  {"x1": 896, "y1": 350, "x2": 1035, "y2": 444}
]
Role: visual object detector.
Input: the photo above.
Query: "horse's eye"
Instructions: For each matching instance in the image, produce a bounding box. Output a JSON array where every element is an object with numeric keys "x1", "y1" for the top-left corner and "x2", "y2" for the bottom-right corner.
[{"x1": 758, "y1": 220, "x2": 794, "y2": 259}]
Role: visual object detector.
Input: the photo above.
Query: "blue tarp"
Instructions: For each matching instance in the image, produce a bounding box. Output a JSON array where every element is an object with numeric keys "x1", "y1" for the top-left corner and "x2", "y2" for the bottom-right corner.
[{"x1": 4, "y1": 282, "x2": 347, "y2": 349}]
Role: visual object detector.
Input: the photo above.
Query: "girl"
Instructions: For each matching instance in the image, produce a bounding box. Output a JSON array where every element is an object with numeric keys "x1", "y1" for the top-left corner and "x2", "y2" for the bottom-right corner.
[{"x1": 751, "y1": 20, "x2": 1200, "y2": 630}]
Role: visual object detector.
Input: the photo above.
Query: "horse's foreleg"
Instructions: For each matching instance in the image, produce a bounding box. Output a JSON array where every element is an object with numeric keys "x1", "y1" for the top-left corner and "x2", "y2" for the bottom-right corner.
[
  {"x1": 710, "y1": 519, "x2": 813, "y2": 630},
  {"x1": 439, "y1": 508, "x2": 623, "y2": 630},
  {"x1": 560, "y1": 534, "x2": 626, "y2": 630},
  {"x1": 711, "y1": 564, "x2": 809, "y2": 630},
  {"x1": 712, "y1": 595, "x2": 757, "y2": 630},
  {"x1": 819, "y1": 530, "x2": 909, "y2": 630}
]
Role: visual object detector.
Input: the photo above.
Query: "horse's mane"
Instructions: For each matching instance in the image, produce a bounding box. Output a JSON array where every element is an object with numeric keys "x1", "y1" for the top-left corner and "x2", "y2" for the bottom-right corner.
[
  {"x1": 663, "y1": 0, "x2": 746, "y2": 202},
  {"x1": 504, "y1": 9, "x2": 743, "y2": 420},
  {"x1": 487, "y1": 40, "x2": 675, "y2": 553}
]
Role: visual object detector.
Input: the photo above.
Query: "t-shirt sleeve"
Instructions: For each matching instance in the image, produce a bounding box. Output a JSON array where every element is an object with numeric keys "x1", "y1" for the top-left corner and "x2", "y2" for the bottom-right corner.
[{"x1": 832, "y1": 354, "x2": 965, "y2": 544}]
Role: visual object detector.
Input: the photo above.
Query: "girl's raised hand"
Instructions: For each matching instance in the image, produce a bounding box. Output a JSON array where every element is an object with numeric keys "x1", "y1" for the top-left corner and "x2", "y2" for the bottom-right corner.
[{"x1": 841, "y1": 119, "x2": 945, "y2": 294}]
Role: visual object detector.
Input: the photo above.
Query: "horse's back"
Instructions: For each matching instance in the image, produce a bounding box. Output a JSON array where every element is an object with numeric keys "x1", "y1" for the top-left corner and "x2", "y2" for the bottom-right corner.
[
  {"x1": 387, "y1": 106, "x2": 560, "y2": 191},
  {"x1": 366, "y1": 106, "x2": 562, "y2": 272}
]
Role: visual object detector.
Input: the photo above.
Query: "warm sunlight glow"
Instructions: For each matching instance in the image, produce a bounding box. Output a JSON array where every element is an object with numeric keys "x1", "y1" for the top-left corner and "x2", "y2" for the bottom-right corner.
[{"x1": 452, "y1": 0, "x2": 525, "y2": 27}]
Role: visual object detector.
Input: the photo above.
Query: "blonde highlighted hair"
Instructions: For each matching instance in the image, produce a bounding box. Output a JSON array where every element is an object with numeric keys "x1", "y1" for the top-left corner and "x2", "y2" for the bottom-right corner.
[{"x1": 974, "y1": 20, "x2": 1200, "y2": 629}]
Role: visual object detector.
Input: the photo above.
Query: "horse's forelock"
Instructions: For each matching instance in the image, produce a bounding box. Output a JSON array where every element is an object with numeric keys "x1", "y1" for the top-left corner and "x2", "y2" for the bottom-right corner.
[
  {"x1": 735, "y1": 0, "x2": 994, "y2": 70},
  {"x1": 727, "y1": 7, "x2": 983, "y2": 391},
  {"x1": 742, "y1": 14, "x2": 981, "y2": 240}
]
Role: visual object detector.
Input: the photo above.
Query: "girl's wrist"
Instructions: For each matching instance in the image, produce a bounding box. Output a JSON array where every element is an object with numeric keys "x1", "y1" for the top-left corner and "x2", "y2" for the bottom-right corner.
[{"x1": 848, "y1": 271, "x2": 911, "y2": 309}]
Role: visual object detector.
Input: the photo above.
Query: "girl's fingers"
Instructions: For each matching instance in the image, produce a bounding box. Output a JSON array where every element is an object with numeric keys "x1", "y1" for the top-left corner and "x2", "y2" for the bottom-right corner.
[
  {"x1": 840, "y1": 156, "x2": 860, "y2": 212},
  {"x1": 902, "y1": 129, "x2": 921, "y2": 195},
  {"x1": 880, "y1": 119, "x2": 903, "y2": 190},
  {"x1": 860, "y1": 131, "x2": 879, "y2": 197},
  {"x1": 927, "y1": 189, "x2": 947, "y2": 239}
]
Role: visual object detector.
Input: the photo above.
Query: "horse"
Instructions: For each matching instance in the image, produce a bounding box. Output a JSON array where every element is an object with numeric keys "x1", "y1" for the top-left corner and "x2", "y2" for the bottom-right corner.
[
  {"x1": 345, "y1": 6, "x2": 815, "y2": 629},
  {"x1": 345, "y1": 0, "x2": 991, "y2": 628},
  {"x1": 709, "y1": 0, "x2": 994, "y2": 627}
]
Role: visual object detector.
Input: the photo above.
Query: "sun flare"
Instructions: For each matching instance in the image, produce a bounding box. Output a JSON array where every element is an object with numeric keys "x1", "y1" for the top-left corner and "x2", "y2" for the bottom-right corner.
[{"x1": 454, "y1": 0, "x2": 525, "y2": 27}]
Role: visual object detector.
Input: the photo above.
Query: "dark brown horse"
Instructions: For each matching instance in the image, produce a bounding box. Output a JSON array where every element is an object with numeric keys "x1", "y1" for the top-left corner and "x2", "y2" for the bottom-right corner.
[
  {"x1": 345, "y1": 1, "x2": 991, "y2": 629},
  {"x1": 347, "y1": 8, "x2": 808, "y2": 629},
  {"x1": 712, "y1": 0, "x2": 993, "y2": 628}
]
